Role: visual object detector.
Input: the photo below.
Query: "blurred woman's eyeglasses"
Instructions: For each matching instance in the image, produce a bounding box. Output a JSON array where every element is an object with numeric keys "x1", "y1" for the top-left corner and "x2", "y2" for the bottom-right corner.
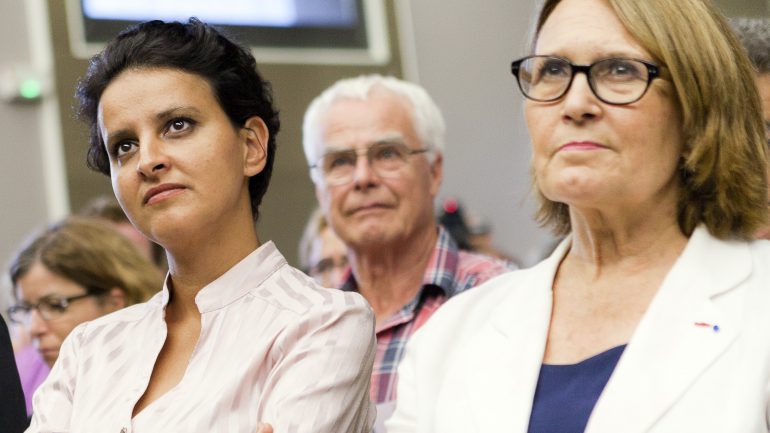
[
  {"x1": 511, "y1": 55, "x2": 662, "y2": 105},
  {"x1": 8, "y1": 291, "x2": 98, "y2": 323}
]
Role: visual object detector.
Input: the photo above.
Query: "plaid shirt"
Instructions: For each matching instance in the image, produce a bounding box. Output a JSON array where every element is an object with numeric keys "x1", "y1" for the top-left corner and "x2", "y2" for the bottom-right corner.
[{"x1": 341, "y1": 226, "x2": 516, "y2": 404}]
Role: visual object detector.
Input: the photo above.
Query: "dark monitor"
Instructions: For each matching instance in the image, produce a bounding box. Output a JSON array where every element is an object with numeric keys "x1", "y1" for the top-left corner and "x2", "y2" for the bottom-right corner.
[{"x1": 65, "y1": 0, "x2": 390, "y2": 64}]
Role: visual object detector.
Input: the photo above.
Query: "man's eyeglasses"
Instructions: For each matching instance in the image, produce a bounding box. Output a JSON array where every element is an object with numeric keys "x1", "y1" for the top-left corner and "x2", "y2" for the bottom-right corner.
[
  {"x1": 510, "y1": 55, "x2": 662, "y2": 105},
  {"x1": 310, "y1": 140, "x2": 430, "y2": 186},
  {"x1": 8, "y1": 291, "x2": 98, "y2": 324}
]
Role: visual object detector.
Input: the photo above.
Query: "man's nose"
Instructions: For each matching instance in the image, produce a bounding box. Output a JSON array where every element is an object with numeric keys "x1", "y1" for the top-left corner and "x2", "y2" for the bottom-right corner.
[{"x1": 351, "y1": 152, "x2": 379, "y2": 187}]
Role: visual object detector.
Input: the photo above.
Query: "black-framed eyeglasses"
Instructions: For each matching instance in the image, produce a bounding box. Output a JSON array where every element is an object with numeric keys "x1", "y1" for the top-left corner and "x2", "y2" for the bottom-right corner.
[
  {"x1": 7, "y1": 291, "x2": 99, "y2": 324},
  {"x1": 310, "y1": 140, "x2": 430, "y2": 186},
  {"x1": 510, "y1": 55, "x2": 662, "y2": 105}
]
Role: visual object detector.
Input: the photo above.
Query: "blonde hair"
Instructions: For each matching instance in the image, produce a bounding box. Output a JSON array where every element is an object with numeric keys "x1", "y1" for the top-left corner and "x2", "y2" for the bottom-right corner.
[
  {"x1": 79, "y1": 195, "x2": 166, "y2": 267},
  {"x1": 532, "y1": 0, "x2": 768, "y2": 240},
  {"x1": 10, "y1": 216, "x2": 161, "y2": 305},
  {"x1": 298, "y1": 207, "x2": 331, "y2": 272}
]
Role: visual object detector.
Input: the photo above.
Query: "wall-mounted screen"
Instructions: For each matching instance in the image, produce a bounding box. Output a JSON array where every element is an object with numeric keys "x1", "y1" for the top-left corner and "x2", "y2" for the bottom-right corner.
[{"x1": 66, "y1": 0, "x2": 389, "y2": 64}]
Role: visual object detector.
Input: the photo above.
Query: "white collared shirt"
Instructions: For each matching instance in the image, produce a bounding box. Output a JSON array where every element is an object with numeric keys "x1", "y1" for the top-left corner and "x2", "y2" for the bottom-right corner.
[{"x1": 27, "y1": 242, "x2": 376, "y2": 433}]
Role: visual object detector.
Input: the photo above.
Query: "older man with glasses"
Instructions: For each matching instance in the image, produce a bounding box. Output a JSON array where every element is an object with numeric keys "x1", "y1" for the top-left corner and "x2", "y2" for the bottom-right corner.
[{"x1": 302, "y1": 74, "x2": 516, "y2": 429}]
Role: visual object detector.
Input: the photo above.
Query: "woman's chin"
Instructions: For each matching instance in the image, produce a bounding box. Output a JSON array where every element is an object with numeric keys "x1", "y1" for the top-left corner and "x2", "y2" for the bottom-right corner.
[
  {"x1": 146, "y1": 221, "x2": 197, "y2": 251},
  {"x1": 755, "y1": 226, "x2": 770, "y2": 241},
  {"x1": 542, "y1": 182, "x2": 607, "y2": 209},
  {"x1": 539, "y1": 168, "x2": 607, "y2": 198},
  {"x1": 39, "y1": 349, "x2": 59, "y2": 368}
]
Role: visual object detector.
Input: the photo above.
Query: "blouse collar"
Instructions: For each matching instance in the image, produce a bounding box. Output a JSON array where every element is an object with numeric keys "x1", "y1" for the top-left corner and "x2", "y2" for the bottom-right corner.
[{"x1": 157, "y1": 241, "x2": 287, "y2": 313}]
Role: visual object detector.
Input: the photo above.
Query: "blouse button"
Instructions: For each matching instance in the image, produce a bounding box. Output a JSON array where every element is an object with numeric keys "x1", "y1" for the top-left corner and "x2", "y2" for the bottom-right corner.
[{"x1": 120, "y1": 428, "x2": 127, "y2": 433}]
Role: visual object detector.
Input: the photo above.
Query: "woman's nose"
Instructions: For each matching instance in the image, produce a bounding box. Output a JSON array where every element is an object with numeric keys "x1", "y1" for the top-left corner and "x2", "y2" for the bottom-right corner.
[
  {"x1": 28, "y1": 309, "x2": 48, "y2": 338},
  {"x1": 136, "y1": 138, "x2": 170, "y2": 177},
  {"x1": 560, "y1": 73, "x2": 602, "y2": 123}
]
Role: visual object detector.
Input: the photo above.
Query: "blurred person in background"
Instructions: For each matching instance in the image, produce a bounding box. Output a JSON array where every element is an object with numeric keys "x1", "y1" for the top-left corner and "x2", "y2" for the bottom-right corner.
[
  {"x1": 732, "y1": 17, "x2": 770, "y2": 240},
  {"x1": 12, "y1": 195, "x2": 166, "y2": 415},
  {"x1": 8, "y1": 216, "x2": 160, "y2": 414},
  {"x1": 437, "y1": 197, "x2": 519, "y2": 263},
  {"x1": 80, "y1": 195, "x2": 167, "y2": 269},
  {"x1": 303, "y1": 74, "x2": 516, "y2": 429},
  {"x1": 298, "y1": 207, "x2": 349, "y2": 288},
  {"x1": 388, "y1": 0, "x2": 770, "y2": 431}
]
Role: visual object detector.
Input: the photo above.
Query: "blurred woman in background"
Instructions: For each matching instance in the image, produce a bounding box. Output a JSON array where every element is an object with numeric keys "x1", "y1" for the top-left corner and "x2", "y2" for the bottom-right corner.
[
  {"x1": 8, "y1": 216, "x2": 160, "y2": 411},
  {"x1": 79, "y1": 195, "x2": 167, "y2": 270},
  {"x1": 298, "y1": 206, "x2": 349, "y2": 287}
]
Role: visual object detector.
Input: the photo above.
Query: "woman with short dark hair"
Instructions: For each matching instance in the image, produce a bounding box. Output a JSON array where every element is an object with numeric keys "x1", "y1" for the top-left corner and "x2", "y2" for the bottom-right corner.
[{"x1": 27, "y1": 19, "x2": 375, "y2": 433}]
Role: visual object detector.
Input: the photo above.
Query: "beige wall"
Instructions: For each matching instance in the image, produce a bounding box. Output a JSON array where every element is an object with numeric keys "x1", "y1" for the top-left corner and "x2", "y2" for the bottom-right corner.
[
  {"x1": 0, "y1": 0, "x2": 66, "y2": 311},
  {"x1": 714, "y1": 0, "x2": 769, "y2": 16}
]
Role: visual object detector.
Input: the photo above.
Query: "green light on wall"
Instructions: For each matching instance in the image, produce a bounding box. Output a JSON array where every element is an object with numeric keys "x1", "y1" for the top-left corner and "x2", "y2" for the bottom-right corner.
[{"x1": 19, "y1": 79, "x2": 42, "y2": 100}]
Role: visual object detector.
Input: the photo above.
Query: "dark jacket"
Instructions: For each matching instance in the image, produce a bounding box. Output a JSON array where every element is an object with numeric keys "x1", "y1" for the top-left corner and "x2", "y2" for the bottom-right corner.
[{"x1": 0, "y1": 315, "x2": 29, "y2": 433}]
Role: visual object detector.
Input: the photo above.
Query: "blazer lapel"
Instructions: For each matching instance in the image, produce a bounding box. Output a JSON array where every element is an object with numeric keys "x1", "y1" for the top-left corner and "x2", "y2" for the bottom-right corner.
[
  {"x1": 460, "y1": 239, "x2": 570, "y2": 433},
  {"x1": 587, "y1": 227, "x2": 750, "y2": 433}
]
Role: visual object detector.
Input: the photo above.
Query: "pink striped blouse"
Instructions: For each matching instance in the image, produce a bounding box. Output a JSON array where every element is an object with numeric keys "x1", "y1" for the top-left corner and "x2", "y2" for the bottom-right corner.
[{"x1": 26, "y1": 242, "x2": 376, "y2": 433}]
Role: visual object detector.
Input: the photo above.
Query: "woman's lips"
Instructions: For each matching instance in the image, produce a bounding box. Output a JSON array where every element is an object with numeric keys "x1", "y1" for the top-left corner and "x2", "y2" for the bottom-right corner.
[
  {"x1": 559, "y1": 141, "x2": 606, "y2": 151},
  {"x1": 143, "y1": 184, "x2": 186, "y2": 205}
]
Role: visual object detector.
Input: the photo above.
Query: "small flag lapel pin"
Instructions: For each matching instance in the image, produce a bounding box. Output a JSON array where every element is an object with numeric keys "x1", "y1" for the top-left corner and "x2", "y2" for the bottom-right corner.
[{"x1": 694, "y1": 322, "x2": 720, "y2": 332}]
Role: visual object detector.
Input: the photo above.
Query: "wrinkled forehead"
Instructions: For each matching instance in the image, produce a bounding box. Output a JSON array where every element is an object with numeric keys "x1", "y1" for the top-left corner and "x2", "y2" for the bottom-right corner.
[
  {"x1": 534, "y1": 0, "x2": 649, "y2": 61},
  {"x1": 315, "y1": 91, "x2": 418, "y2": 153}
]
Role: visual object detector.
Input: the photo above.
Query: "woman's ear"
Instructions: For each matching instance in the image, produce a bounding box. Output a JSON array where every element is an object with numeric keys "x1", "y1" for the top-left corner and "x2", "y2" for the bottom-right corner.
[
  {"x1": 241, "y1": 116, "x2": 269, "y2": 177},
  {"x1": 106, "y1": 287, "x2": 128, "y2": 311}
]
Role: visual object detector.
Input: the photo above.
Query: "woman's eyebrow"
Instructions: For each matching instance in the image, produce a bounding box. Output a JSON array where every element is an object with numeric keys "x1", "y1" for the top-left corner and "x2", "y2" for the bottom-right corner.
[
  {"x1": 155, "y1": 106, "x2": 203, "y2": 121},
  {"x1": 104, "y1": 128, "x2": 133, "y2": 147}
]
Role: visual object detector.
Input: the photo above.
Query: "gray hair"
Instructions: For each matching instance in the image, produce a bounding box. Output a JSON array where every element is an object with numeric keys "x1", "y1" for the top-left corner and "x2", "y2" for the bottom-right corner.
[
  {"x1": 302, "y1": 74, "x2": 446, "y2": 175},
  {"x1": 731, "y1": 17, "x2": 770, "y2": 73}
]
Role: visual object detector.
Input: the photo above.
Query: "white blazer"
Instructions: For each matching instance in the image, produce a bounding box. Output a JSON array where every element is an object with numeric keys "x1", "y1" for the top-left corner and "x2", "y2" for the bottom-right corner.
[{"x1": 386, "y1": 227, "x2": 770, "y2": 433}]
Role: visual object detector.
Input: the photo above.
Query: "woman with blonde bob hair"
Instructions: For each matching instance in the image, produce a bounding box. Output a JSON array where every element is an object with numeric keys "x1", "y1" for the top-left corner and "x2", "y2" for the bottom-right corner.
[
  {"x1": 8, "y1": 216, "x2": 160, "y2": 367},
  {"x1": 535, "y1": 0, "x2": 769, "y2": 238},
  {"x1": 387, "y1": 0, "x2": 770, "y2": 432}
]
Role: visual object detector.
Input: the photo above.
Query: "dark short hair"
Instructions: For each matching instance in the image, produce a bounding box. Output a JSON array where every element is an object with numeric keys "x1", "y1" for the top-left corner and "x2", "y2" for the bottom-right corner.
[{"x1": 76, "y1": 18, "x2": 280, "y2": 221}]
